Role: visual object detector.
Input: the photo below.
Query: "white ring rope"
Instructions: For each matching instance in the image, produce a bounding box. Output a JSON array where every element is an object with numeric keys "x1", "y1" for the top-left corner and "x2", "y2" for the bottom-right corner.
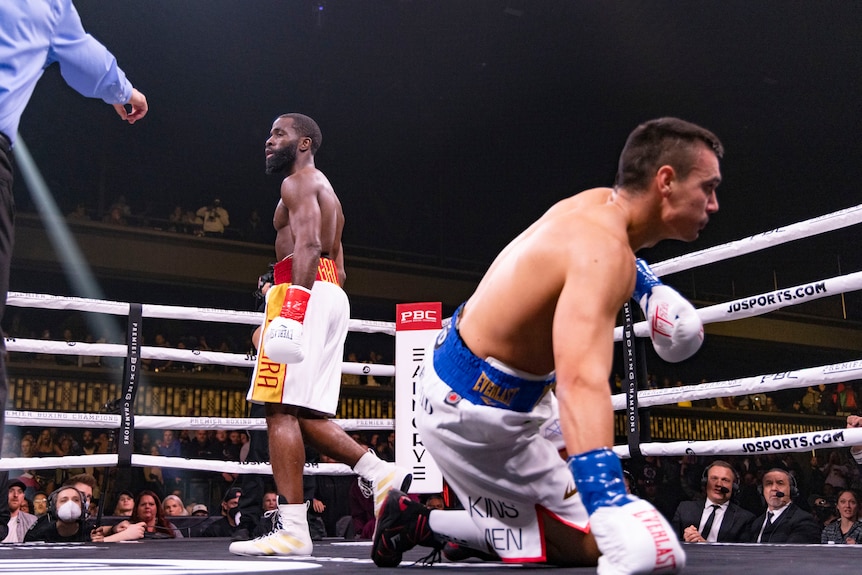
[
  {"x1": 5, "y1": 425, "x2": 862, "y2": 473},
  {"x1": 0, "y1": 453, "x2": 355, "y2": 477},
  {"x1": 14, "y1": 268, "x2": 861, "y2": 359},
  {"x1": 614, "y1": 270, "x2": 862, "y2": 341},
  {"x1": 3, "y1": 410, "x2": 394, "y2": 432},
  {"x1": 3, "y1": 294, "x2": 399, "y2": 478},
  {"x1": 6, "y1": 292, "x2": 396, "y2": 335},
  {"x1": 613, "y1": 427, "x2": 862, "y2": 460},
  {"x1": 3, "y1": 204, "x2": 860, "y2": 479},
  {"x1": 11, "y1": 353, "x2": 858, "y2": 430},
  {"x1": 0, "y1": 409, "x2": 390, "y2": 474},
  {"x1": 3, "y1": 338, "x2": 396, "y2": 376},
  {"x1": 611, "y1": 359, "x2": 862, "y2": 411},
  {"x1": 650, "y1": 203, "x2": 862, "y2": 276}
]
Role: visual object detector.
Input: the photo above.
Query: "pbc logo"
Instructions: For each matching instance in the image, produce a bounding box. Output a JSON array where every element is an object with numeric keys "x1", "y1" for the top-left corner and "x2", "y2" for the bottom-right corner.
[
  {"x1": 396, "y1": 302, "x2": 442, "y2": 331},
  {"x1": 401, "y1": 309, "x2": 437, "y2": 323}
]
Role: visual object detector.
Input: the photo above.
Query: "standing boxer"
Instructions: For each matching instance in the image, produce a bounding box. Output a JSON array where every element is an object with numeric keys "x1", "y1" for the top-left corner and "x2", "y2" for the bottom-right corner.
[
  {"x1": 373, "y1": 117, "x2": 723, "y2": 573},
  {"x1": 230, "y1": 113, "x2": 410, "y2": 556}
]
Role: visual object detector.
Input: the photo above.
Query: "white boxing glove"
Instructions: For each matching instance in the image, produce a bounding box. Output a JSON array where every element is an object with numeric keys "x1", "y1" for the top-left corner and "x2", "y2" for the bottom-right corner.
[
  {"x1": 568, "y1": 448, "x2": 685, "y2": 575},
  {"x1": 634, "y1": 258, "x2": 703, "y2": 363},
  {"x1": 591, "y1": 498, "x2": 686, "y2": 575},
  {"x1": 263, "y1": 285, "x2": 311, "y2": 364}
]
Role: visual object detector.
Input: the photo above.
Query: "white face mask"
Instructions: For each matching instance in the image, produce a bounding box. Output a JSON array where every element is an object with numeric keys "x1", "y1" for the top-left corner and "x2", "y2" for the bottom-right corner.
[{"x1": 57, "y1": 499, "x2": 83, "y2": 522}]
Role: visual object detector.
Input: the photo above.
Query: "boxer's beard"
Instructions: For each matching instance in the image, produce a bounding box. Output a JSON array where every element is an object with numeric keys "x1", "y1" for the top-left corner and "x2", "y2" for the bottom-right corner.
[{"x1": 266, "y1": 141, "x2": 298, "y2": 174}]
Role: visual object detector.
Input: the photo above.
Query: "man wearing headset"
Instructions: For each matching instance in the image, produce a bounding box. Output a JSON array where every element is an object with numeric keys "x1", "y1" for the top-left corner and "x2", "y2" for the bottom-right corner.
[
  {"x1": 68, "y1": 474, "x2": 145, "y2": 542},
  {"x1": 671, "y1": 460, "x2": 755, "y2": 543},
  {"x1": 24, "y1": 485, "x2": 93, "y2": 542},
  {"x1": 747, "y1": 468, "x2": 820, "y2": 543},
  {"x1": 24, "y1": 476, "x2": 144, "y2": 542}
]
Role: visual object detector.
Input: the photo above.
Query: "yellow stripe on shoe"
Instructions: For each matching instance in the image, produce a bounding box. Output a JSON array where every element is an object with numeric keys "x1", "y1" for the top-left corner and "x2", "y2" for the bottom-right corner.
[
  {"x1": 373, "y1": 465, "x2": 413, "y2": 518},
  {"x1": 229, "y1": 531, "x2": 312, "y2": 556}
]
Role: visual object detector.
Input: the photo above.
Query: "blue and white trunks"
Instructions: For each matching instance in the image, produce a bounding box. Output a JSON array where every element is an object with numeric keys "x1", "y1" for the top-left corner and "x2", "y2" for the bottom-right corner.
[
  {"x1": 416, "y1": 305, "x2": 590, "y2": 563},
  {"x1": 432, "y1": 306, "x2": 555, "y2": 413}
]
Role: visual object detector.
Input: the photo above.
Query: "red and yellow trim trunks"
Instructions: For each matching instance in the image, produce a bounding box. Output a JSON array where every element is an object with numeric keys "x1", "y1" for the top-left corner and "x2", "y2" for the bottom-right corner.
[
  {"x1": 273, "y1": 256, "x2": 339, "y2": 286},
  {"x1": 249, "y1": 256, "x2": 341, "y2": 404}
]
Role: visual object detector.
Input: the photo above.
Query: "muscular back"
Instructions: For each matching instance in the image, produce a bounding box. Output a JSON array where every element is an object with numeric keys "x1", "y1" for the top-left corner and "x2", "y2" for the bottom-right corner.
[
  {"x1": 273, "y1": 166, "x2": 345, "y2": 286},
  {"x1": 458, "y1": 187, "x2": 636, "y2": 376}
]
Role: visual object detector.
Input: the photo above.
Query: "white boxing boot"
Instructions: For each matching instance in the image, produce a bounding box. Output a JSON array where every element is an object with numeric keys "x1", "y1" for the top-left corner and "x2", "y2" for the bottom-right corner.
[{"x1": 229, "y1": 503, "x2": 312, "y2": 556}]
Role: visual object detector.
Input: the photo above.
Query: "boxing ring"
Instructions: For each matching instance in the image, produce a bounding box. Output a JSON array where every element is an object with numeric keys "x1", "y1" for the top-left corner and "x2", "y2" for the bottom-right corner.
[{"x1": 2, "y1": 204, "x2": 862, "y2": 574}]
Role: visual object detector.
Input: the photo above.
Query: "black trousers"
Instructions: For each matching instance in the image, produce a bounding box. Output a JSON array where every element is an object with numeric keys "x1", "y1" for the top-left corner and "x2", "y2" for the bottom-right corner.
[{"x1": 0, "y1": 131, "x2": 15, "y2": 539}]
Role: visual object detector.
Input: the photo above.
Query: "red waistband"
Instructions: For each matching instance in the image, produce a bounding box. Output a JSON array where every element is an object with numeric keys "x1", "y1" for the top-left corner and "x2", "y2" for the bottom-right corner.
[{"x1": 273, "y1": 257, "x2": 339, "y2": 286}]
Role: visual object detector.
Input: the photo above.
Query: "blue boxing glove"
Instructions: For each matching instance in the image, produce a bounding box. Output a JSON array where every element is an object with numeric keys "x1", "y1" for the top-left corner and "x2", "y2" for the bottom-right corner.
[
  {"x1": 567, "y1": 448, "x2": 635, "y2": 514},
  {"x1": 633, "y1": 258, "x2": 703, "y2": 363},
  {"x1": 568, "y1": 448, "x2": 685, "y2": 575}
]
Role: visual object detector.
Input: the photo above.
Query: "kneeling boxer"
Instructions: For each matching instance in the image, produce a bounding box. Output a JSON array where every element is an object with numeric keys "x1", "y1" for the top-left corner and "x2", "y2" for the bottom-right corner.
[{"x1": 372, "y1": 117, "x2": 722, "y2": 574}]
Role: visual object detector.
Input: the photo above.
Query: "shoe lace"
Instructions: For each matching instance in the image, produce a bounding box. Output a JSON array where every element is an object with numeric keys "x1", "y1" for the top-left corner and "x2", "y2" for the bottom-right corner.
[
  {"x1": 414, "y1": 547, "x2": 442, "y2": 566},
  {"x1": 358, "y1": 476, "x2": 373, "y2": 499},
  {"x1": 241, "y1": 510, "x2": 281, "y2": 544},
  {"x1": 263, "y1": 509, "x2": 282, "y2": 533}
]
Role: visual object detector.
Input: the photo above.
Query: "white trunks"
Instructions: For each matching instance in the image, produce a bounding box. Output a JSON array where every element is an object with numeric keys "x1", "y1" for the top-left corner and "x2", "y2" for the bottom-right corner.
[
  {"x1": 416, "y1": 309, "x2": 590, "y2": 562},
  {"x1": 247, "y1": 258, "x2": 348, "y2": 415}
]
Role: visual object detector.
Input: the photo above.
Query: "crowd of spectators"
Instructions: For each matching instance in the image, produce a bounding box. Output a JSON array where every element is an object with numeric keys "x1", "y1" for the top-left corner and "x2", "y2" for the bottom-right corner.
[
  {"x1": 64, "y1": 195, "x2": 274, "y2": 244},
  {"x1": 624, "y1": 449, "x2": 862, "y2": 521},
  {"x1": 3, "y1": 421, "x2": 861, "y2": 545},
  {"x1": 1, "y1": 425, "x2": 401, "y2": 542},
  {"x1": 2, "y1": 282, "x2": 859, "y2": 545},
  {"x1": 5, "y1": 426, "x2": 392, "y2": 487},
  {"x1": 27, "y1": 302, "x2": 862, "y2": 419},
  {"x1": 4, "y1": 307, "x2": 394, "y2": 387},
  {"x1": 3, "y1": 308, "x2": 255, "y2": 374},
  {"x1": 613, "y1": 372, "x2": 862, "y2": 417}
]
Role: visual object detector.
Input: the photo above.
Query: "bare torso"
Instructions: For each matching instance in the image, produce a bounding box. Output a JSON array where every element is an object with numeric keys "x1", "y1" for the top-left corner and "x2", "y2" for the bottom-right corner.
[
  {"x1": 272, "y1": 166, "x2": 345, "y2": 285},
  {"x1": 458, "y1": 187, "x2": 637, "y2": 375}
]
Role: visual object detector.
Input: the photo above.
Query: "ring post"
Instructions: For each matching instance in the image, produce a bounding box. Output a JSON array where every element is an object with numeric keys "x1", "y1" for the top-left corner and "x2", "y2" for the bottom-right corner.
[
  {"x1": 395, "y1": 302, "x2": 443, "y2": 493},
  {"x1": 118, "y1": 303, "x2": 143, "y2": 467},
  {"x1": 622, "y1": 301, "x2": 643, "y2": 459}
]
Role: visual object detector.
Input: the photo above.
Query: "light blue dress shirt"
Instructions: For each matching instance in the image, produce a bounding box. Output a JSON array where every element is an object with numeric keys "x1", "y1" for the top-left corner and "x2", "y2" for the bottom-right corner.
[{"x1": 0, "y1": 0, "x2": 133, "y2": 145}]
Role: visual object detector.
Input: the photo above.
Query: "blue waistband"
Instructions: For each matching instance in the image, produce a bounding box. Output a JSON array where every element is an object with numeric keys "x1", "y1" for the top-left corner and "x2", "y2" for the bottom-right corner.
[{"x1": 432, "y1": 306, "x2": 555, "y2": 413}]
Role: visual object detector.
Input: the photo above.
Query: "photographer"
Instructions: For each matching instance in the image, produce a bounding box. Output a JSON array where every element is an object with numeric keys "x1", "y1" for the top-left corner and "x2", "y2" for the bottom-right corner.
[{"x1": 195, "y1": 198, "x2": 230, "y2": 237}]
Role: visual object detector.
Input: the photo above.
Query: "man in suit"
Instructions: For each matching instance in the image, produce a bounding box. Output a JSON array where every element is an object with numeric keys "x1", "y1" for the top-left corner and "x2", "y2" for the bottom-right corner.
[
  {"x1": 672, "y1": 460, "x2": 755, "y2": 543},
  {"x1": 748, "y1": 468, "x2": 820, "y2": 543}
]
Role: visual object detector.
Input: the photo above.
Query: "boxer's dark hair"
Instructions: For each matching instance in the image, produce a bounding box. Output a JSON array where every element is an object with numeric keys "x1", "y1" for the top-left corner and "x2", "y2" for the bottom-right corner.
[
  {"x1": 279, "y1": 113, "x2": 323, "y2": 155},
  {"x1": 615, "y1": 117, "x2": 724, "y2": 192}
]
